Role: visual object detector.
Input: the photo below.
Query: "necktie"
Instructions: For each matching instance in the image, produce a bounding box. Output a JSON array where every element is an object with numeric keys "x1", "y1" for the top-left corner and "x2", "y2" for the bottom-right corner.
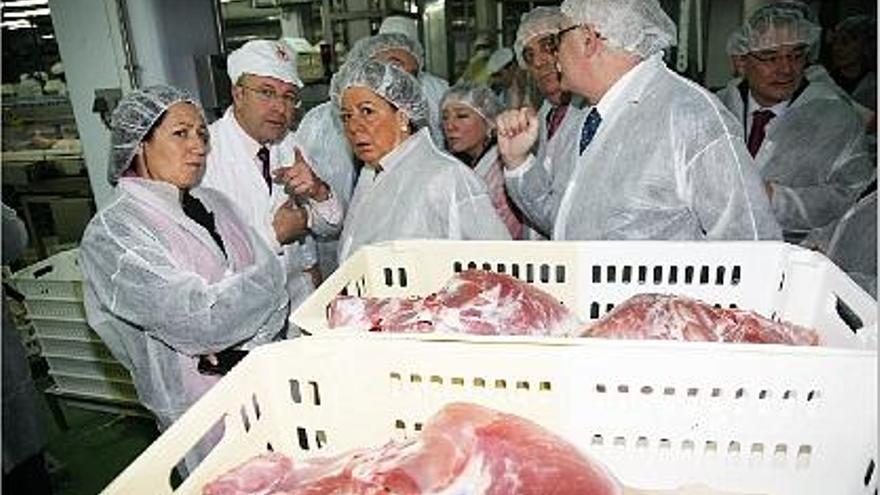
[
  {"x1": 181, "y1": 191, "x2": 227, "y2": 257},
  {"x1": 579, "y1": 108, "x2": 602, "y2": 155},
  {"x1": 257, "y1": 146, "x2": 271, "y2": 191},
  {"x1": 546, "y1": 104, "x2": 569, "y2": 140},
  {"x1": 747, "y1": 109, "x2": 775, "y2": 157}
]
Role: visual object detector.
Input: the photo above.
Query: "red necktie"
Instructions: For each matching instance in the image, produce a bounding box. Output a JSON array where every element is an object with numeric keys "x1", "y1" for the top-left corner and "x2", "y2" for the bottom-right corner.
[
  {"x1": 747, "y1": 109, "x2": 775, "y2": 157},
  {"x1": 257, "y1": 146, "x2": 271, "y2": 191},
  {"x1": 546, "y1": 104, "x2": 569, "y2": 140}
]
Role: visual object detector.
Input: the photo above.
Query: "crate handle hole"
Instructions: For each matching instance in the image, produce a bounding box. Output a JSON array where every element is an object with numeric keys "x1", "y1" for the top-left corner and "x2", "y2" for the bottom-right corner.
[
  {"x1": 835, "y1": 296, "x2": 864, "y2": 334},
  {"x1": 864, "y1": 458, "x2": 875, "y2": 486},
  {"x1": 289, "y1": 379, "x2": 302, "y2": 404}
]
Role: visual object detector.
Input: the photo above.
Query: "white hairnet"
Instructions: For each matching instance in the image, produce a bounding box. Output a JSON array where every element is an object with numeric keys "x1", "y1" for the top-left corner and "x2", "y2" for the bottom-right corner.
[
  {"x1": 560, "y1": 0, "x2": 677, "y2": 58},
  {"x1": 227, "y1": 39, "x2": 303, "y2": 87},
  {"x1": 379, "y1": 16, "x2": 419, "y2": 42},
  {"x1": 486, "y1": 48, "x2": 514, "y2": 75},
  {"x1": 515, "y1": 7, "x2": 566, "y2": 68},
  {"x1": 729, "y1": 5, "x2": 821, "y2": 55},
  {"x1": 441, "y1": 82, "x2": 503, "y2": 128},
  {"x1": 108, "y1": 85, "x2": 202, "y2": 186},
  {"x1": 330, "y1": 59, "x2": 429, "y2": 129},
  {"x1": 348, "y1": 32, "x2": 424, "y2": 72}
]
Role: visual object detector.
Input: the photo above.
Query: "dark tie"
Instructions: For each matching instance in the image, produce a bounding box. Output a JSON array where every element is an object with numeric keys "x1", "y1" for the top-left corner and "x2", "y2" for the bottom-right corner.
[
  {"x1": 181, "y1": 191, "x2": 226, "y2": 257},
  {"x1": 546, "y1": 104, "x2": 569, "y2": 140},
  {"x1": 257, "y1": 146, "x2": 271, "y2": 191},
  {"x1": 747, "y1": 109, "x2": 775, "y2": 157},
  {"x1": 579, "y1": 108, "x2": 602, "y2": 155}
]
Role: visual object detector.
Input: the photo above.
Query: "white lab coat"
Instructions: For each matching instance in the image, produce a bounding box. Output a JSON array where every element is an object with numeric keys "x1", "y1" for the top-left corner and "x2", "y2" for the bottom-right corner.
[
  {"x1": 339, "y1": 128, "x2": 511, "y2": 261},
  {"x1": 716, "y1": 77, "x2": 875, "y2": 242},
  {"x1": 505, "y1": 100, "x2": 587, "y2": 238},
  {"x1": 554, "y1": 55, "x2": 781, "y2": 241},
  {"x1": 201, "y1": 108, "x2": 340, "y2": 311}
]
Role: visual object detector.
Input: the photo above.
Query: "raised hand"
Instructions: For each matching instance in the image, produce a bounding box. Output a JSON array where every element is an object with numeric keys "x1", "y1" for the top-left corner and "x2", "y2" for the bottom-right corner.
[
  {"x1": 273, "y1": 148, "x2": 330, "y2": 202},
  {"x1": 496, "y1": 107, "x2": 540, "y2": 169}
]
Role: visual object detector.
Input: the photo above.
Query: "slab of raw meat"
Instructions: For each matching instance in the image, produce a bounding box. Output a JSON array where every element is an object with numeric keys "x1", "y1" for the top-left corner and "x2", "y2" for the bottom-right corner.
[
  {"x1": 583, "y1": 294, "x2": 819, "y2": 345},
  {"x1": 202, "y1": 403, "x2": 622, "y2": 495},
  {"x1": 328, "y1": 269, "x2": 580, "y2": 336}
]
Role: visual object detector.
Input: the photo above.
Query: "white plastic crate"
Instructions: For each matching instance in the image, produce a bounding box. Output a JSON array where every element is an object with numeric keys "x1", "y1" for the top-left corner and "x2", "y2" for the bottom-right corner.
[
  {"x1": 51, "y1": 372, "x2": 139, "y2": 403},
  {"x1": 293, "y1": 240, "x2": 877, "y2": 348},
  {"x1": 11, "y1": 249, "x2": 83, "y2": 300},
  {"x1": 30, "y1": 316, "x2": 98, "y2": 342},
  {"x1": 102, "y1": 336, "x2": 877, "y2": 495},
  {"x1": 44, "y1": 356, "x2": 133, "y2": 382},
  {"x1": 39, "y1": 336, "x2": 117, "y2": 362},
  {"x1": 22, "y1": 297, "x2": 87, "y2": 320}
]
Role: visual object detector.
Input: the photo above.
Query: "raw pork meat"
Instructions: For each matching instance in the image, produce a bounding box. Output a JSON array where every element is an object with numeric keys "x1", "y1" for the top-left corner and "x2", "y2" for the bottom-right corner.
[
  {"x1": 202, "y1": 402, "x2": 621, "y2": 495},
  {"x1": 328, "y1": 269, "x2": 580, "y2": 336},
  {"x1": 583, "y1": 294, "x2": 819, "y2": 345}
]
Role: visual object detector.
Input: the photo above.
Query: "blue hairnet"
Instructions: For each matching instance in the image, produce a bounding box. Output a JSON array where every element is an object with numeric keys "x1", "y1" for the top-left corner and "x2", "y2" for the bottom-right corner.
[
  {"x1": 107, "y1": 85, "x2": 202, "y2": 185},
  {"x1": 348, "y1": 32, "x2": 424, "y2": 71},
  {"x1": 441, "y1": 82, "x2": 503, "y2": 128},
  {"x1": 330, "y1": 59, "x2": 429, "y2": 129}
]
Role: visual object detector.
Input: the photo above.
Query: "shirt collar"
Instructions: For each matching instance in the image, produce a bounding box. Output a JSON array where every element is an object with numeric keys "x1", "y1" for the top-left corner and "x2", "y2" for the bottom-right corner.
[
  {"x1": 377, "y1": 127, "x2": 432, "y2": 173},
  {"x1": 746, "y1": 92, "x2": 789, "y2": 118},
  {"x1": 594, "y1": 54, "x2": 657, "y2": 120},
  {"x1": 225, "y1": 107, "x2": 266, "y2": 158}
]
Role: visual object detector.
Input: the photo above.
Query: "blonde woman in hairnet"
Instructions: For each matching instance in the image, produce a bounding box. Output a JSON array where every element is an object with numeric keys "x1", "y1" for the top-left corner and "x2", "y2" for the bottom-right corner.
[
  {"x1": 79, "y1": 85, "x2": 288, "y2": 471},
  {"x1": 333, "y1": 59, "x2": 510, "y2": 261},
  {"x1": 442, "y1": 82, "x2": 524, "y2": 238}
]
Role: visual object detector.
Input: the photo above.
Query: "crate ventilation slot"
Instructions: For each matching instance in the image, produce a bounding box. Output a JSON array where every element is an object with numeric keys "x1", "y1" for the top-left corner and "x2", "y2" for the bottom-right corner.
[
  {"x1": 590, "y1": 264, "x2": 743, "y2": 286},
  {"x1": 592, "y1": 384, "x2": 820, "y2": 403},
  {"x1": 390, "y1": 372, "x2": 551, "y2": 393},
  {"x1": 590, "y1": 434, "x2": 806, "y2": 463},
  {"x1": 452, "y1": 261, "x2": 565, "y2": 283}
]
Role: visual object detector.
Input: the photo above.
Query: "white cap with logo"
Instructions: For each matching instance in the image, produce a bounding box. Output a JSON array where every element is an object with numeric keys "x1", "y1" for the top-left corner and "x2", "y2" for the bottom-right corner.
[{"x1": 227, "y1": 39, "x2": 303, "y2": 88}]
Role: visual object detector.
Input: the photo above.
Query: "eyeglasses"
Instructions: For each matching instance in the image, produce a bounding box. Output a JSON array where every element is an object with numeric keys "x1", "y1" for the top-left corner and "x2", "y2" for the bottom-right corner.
[
  {"x1": 522, "y1": 36, "x2": 558, "y2": 66},
  {"x1": 553, "y1": 25, "x2": 582, "y2": 48},
  {"x1": 239, "y1": 84, "x2": 302, "y2": 108},
  {"x1": 747, "y1": 46, "x2": 808, "y2": 66}
]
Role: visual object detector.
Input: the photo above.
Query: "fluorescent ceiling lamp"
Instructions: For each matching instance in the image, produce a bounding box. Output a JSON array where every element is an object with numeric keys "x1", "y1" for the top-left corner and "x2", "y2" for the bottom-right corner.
[
  {"x1": 1, "y1": 0, "x2": 48, "y2": 7},
  {"x1": 3, "y1": 8, "x2": 50, "y2": 18},
  {"x1": 41, "y1": 33, "x2": 53, "y2": 39}
]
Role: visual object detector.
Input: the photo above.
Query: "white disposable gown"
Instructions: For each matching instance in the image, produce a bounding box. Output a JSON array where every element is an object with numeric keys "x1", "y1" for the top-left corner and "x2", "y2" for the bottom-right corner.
[
  {"x1": 339, "y1": 128, "x2": 511, "y2": 261},
  {"x1": 716, "y1": 77, "x2": 875, "y2": 241},
  {"x1": 554, "y1": 55, "x2": 781, "y2": 240},
  {"x1": 79, "y1": 178, "x2": 288, "y2": 462}
]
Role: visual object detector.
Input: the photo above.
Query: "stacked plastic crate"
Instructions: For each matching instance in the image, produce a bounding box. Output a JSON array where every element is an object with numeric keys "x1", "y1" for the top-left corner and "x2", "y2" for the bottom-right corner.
[{"x1": 11, "y1": 249, "x2": 141, "y2": 411}]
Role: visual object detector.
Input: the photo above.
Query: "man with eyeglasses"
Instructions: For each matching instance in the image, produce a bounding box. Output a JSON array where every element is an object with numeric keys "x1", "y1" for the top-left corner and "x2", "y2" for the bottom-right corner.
[
  {"x1": 201, "y1": 40, "x2": 342, "y2": 322},
  {"x1": 717, "y1": 6, "x2": 874, "y2": 243},
  {"x1": 497, "y1": 0, "x2": 780, "y2": 242},
  {"x1": 499, "y1": 6, "x2": 587, "y2": 239}
]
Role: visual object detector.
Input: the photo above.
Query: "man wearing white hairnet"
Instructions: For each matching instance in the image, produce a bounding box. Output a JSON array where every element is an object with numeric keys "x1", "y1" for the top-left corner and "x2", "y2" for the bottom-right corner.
[
  {"x1": 503, "y1": 6, "x2": 587, "y2": 238},
  {"x1": 200, "y1": 40, "x2": 342, "y2": 316},
  {"x1": 497, "y1": 0, "x2": 781, "y2": 241},
  {"x1": 294, "y1": 32, "x2": 448, "y2": 277},
  {"x1": 717, "y1": 7, "x2": 874, "y2": 243}
]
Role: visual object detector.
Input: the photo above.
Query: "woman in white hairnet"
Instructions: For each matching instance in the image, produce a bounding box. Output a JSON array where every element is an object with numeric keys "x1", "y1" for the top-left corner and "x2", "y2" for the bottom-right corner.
[
  {"x1": 79, "y1": 85, "x2": 288, "y2": 470},
  {"x1": 294, "y1": 32, "x2": 450, "y2": 278},
  {"x1": 333, "y1": 59, "x2": 510, "y2": 261},
  {"x1": 442, "y1": 82, "x2": 523, "y2": 238},
  {"x1": 717, "y1": 6, "x2": 874, "y2": 242}
]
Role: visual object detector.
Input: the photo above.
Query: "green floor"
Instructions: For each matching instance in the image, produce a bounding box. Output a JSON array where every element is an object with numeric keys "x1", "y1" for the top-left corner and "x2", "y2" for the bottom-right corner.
[{"x1": 39, "y1": 384, "x2": 159, "y2": 494}]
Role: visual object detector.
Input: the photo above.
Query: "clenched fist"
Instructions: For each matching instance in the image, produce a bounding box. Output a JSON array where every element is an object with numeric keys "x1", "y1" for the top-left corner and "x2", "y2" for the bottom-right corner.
[{"x1": 496, "y1": 107, "x2": 540, "y2": 169}]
